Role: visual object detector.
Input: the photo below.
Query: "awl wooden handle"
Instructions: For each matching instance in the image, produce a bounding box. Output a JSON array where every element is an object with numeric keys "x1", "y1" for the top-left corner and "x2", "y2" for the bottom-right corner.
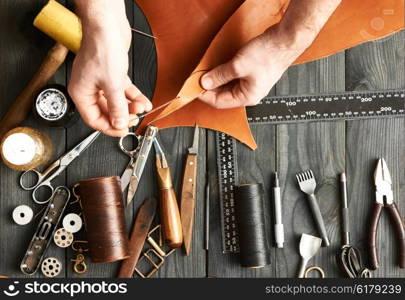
[
  {"x1": 0, "y1": 42, "x2": 68, "y2": 139},
  {"x1": 160, "y1": 187, "x2": 183, "y2": 248}
]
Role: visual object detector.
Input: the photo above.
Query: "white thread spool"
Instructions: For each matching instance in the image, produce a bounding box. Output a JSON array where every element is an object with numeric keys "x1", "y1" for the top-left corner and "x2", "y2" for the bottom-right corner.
[
  {"x1": 0, "y1": 127, "x2": 53, "y2": 171},
  {"x1": 12, "y1": 205, "x2": 34, "y2": 225},
  {"x1": 41, "y1": 257, "x2": 62, "y2": 278},
  {"x1": 54, "y1": 228, "x2": 74, "y2": 248},
  {"x1": 63, "y1": 213, "x2": 82, "y2": 233}
]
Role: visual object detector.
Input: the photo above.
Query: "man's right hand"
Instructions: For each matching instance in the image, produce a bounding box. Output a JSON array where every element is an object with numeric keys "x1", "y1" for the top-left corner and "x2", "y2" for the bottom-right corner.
[{"x1": 68, "y1": 0, "x2": 152, "y2": 137}]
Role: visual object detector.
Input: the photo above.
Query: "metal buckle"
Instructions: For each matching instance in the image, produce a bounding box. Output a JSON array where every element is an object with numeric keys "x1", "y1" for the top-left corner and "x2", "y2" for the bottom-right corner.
[
  {"x1": 71, "y1": 240, "x2": 89, "y2": 274},
  {"x1": 134, "y1": 249, "x2": 164, "y2": 278},
  {"x1": 134, "y1": 225, "x2": 175, "y2": 278},
  {"x1": 71, "y1": 253, "x2": 87, "y2": 274}
]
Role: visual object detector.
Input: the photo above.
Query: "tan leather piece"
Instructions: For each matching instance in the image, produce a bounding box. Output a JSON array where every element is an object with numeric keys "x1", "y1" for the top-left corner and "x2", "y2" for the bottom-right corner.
[{"x1": 136, "y1": 0, "x2": 404, "y2": 149}]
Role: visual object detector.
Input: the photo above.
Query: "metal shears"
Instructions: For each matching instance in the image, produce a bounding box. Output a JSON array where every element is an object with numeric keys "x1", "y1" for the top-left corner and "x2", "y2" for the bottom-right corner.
[
  {"x1": 20, "y1": 131, "x2": 100, "y2": 204},
  {"x1": 119, "y1": 125, "x2": 158, "y2": 205}
]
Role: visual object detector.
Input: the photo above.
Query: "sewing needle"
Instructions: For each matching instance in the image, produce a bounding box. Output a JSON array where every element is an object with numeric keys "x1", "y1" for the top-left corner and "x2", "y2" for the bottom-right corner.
[{"x1": 131, "y1": 28, "x2": 157, "y2": 39}]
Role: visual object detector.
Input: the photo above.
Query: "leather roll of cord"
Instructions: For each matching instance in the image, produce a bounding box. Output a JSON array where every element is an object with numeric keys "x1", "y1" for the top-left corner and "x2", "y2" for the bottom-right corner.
[
  {"x1": 79, "y1": 176, "x2": 130, "y2": 263},
  {"x1": 235, "y1": 184, "x2": 271, "y2": 268}
]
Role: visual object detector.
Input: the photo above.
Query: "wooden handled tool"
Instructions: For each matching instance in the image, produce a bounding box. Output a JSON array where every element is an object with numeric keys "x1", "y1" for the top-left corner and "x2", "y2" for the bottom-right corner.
[
  {"x1": 0, "y1": 43, "x2": 68, "y2": 139},
  {"x1": 154, "y1": 139, "x2": 183, "y2": 248},
  {"x1": 117, "y1": 197, "x2": 157, "y2": 278},
  {"x1": 180, "y1": 126, "x2": 199, "y2": 255},
  {"x1": 159, "y1": 185, "x2": 183, "y2": 248}
]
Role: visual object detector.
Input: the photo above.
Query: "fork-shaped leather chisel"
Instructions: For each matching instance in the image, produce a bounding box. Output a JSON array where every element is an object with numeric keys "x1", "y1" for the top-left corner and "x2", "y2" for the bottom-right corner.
[{"x1": 296, "y1": 170, "x2": 330, "y2": 247}]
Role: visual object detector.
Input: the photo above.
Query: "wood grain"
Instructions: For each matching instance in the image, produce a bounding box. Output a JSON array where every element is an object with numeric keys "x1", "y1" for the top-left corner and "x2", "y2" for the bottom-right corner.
[
  {"x1": 275, "y1": 53, "x2": 346, "y2": 278},
  {"x1": 0, "y1": 0, "x2": 68, "y2": 278},
  {"x1": 0, "y1": 0, "x2": 404, "y2": 279},
  {"x1": 345, "y1": 30, "x2": 405, "y2": 278}
]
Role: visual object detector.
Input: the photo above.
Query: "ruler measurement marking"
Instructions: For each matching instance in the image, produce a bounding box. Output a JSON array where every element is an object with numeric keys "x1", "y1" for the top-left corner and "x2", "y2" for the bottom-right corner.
[{"x1": 218, "y1": 89, "x2": 404, "y2": 253}]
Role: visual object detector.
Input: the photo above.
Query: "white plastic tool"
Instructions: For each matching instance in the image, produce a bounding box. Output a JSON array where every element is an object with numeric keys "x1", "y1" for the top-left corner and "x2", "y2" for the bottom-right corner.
[{"x1": 63, "y1": 213, "x2": 82, "y2": 233}]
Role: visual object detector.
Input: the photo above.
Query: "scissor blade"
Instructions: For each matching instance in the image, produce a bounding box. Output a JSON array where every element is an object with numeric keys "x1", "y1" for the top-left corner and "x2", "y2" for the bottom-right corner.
[
  {"x1": 188, "y1": 125, "x2": 199, "y2": 155},
  {"x1": 61, "y1": 131, "x2": 100, "y2": 165},
  {"x1": 127, "y1": 175, "x2": 140, "y2": 205},
  {"x1": 75, "y1": 131, "x2": 101, "y2": 154},
  {"x1": 120, "y1": 163, "x2": 135, "y2": 191}
]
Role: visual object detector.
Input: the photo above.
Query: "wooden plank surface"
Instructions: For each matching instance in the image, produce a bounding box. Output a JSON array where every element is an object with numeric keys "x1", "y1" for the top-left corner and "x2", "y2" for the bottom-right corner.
[
  {"x1": 345, "y1": 31, "x2": 405, "y2": 277},
  {"x1": 274, "y1": 53, "x2": 346, "y2": 278},
  {"x1": 0, "y1": 0, "x2": 67, "y2": 278},
  {"x1": 0, "y1": 0, "x2": 404, "y2": 279}
]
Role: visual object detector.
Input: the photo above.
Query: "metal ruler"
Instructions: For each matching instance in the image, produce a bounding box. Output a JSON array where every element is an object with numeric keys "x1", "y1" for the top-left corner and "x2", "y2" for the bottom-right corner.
[{"x1": 216, "y1": 89, "x2": 404, "y2": 253}]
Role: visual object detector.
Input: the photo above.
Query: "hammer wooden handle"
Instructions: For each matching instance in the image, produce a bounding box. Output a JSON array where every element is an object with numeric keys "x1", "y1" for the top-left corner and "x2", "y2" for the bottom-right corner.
[
  {"x1": 160, "y1": 187, "x2": 183, "y2": 248},
  {"x1": 0, "y1": 42, "x2": 68, "y2": 139}
]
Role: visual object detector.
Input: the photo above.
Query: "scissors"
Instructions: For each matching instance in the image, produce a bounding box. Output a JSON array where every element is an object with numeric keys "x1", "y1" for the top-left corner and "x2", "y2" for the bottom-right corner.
[
  {"x1": 20, "y1": 131, "x2": 100, "y2": 204},
  {"x1": 119, "y1": 125, "x2": 158, "y2": 205}
]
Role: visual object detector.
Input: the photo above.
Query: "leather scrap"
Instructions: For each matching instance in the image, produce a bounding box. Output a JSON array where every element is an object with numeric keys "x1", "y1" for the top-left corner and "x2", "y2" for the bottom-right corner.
[{"x1": 137, "y1": 0, "x2": 404, "y2": 149}]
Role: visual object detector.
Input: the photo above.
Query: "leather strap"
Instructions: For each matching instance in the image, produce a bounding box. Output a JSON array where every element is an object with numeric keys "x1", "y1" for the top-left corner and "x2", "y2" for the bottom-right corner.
[{"x1": 117, "y1": 197, "x2": 157, "y2": 278}]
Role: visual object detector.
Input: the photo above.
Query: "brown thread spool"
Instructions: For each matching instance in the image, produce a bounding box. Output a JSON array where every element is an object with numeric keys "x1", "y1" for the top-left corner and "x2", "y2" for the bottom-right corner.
[
  {"x1": 0, "y1": 127, "x2": 53, "y2": 171},
  {"x1": 79, "y1": 176, "x2": 130, "y2": 263}
]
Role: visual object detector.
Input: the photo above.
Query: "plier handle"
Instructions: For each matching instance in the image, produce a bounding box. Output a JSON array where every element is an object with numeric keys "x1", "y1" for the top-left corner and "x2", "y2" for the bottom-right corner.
[{"x1": 369, "y1": 158, "x2": 405, "y2": 270}]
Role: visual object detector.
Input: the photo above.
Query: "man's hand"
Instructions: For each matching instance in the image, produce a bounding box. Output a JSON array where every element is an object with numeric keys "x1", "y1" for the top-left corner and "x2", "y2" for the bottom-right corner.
[
  {"x1": 69, "y1": 0, "x2": 152, "y2": 136},
  {"x1": 199, "y1": 29, "x2": 301, "y2": 109},
  {"x1": 199, "y1": 0, "x2": 342, "y2": 109}
]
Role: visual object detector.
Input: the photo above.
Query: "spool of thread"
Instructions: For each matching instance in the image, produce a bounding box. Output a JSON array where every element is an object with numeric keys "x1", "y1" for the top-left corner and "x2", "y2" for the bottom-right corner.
[
  {"x1": 79, "y1": 176, "x2": 130, "y2": 263},
  {"x1": 235, "y1": 183, "x2": 271, "y2": 268},
  {"x1": 0, "y1": 127, "x2": 53, "y2": 171},
  {"x1": 33, "y1": 84, "x2": 78, "y2": 127}
]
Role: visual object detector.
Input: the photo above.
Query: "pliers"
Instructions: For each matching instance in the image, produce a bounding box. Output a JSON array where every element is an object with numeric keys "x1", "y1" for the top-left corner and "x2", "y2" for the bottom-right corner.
[{"x1": 369, "y1": 158, "x2": 405, "y2": 270}]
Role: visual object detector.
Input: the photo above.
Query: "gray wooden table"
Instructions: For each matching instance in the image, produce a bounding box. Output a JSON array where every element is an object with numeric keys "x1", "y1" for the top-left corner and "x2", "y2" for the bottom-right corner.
[{"x1": 1, "y1": 0, "x2": 404, "y2": 278}]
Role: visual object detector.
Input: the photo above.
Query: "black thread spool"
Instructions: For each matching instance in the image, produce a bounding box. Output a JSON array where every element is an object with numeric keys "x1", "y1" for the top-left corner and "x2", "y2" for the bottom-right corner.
[{"x1": 235, "y1": 183, "x2": 271, "y2": 268}]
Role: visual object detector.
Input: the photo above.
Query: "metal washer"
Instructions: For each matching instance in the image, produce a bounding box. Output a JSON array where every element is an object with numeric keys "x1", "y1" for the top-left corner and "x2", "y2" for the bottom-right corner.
[
  {"x1": 54, "y1": 228, "x2": 74, "y2": 248},
  {"x1": 41, "y1": 257, "x2": 62, "y2": 278}
]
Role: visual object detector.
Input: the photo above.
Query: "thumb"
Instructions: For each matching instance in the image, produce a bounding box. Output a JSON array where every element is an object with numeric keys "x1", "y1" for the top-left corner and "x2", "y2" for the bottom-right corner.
[
  {"x1": 104, "y1": 87, "x2": 129, "y2": 130},
  {"x1": 201, "y1": 60, "x2": 239, "y2": 90}
]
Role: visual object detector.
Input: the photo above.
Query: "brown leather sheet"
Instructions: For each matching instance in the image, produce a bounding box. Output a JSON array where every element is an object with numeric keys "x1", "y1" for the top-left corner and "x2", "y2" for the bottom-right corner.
[{"x1": 136, "y1": 0, "x2": 404, "y2": 149}]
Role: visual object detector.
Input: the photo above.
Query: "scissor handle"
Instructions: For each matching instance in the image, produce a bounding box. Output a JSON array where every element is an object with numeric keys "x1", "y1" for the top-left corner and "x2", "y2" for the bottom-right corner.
[
  {"x1": 20, "y1": 169, "x2": 43, "y2": 190},
  {"x1": 32, "y1": 182, "x2": 55, "y2": 204},
  {"x1": 119, "y1": 132, "x2": 142, "y2": 156},
  {"x1": 304, "y1": 266, "x2": 325, "y2": 278}
]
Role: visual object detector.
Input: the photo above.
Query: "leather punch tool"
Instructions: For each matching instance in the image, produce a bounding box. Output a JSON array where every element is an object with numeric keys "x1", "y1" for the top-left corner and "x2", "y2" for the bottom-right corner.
[{"x1": 369, "y1": 158, "x2": 405, "y2": 270}]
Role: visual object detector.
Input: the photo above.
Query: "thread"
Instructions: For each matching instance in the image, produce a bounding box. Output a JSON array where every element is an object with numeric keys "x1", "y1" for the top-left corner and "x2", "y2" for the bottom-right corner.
[
  {"x1": 79, "y1": 176, "x2": 130, "y2": 263},
  {"x1": 235, "y1": 183, "x2": 271, "y2": 268},
  {"x1": 33, "y1": 84, "x2": 78, "y2": 127},
  {"x1": 0, "y1": 127, "x2": 53, "y2": 171}
]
